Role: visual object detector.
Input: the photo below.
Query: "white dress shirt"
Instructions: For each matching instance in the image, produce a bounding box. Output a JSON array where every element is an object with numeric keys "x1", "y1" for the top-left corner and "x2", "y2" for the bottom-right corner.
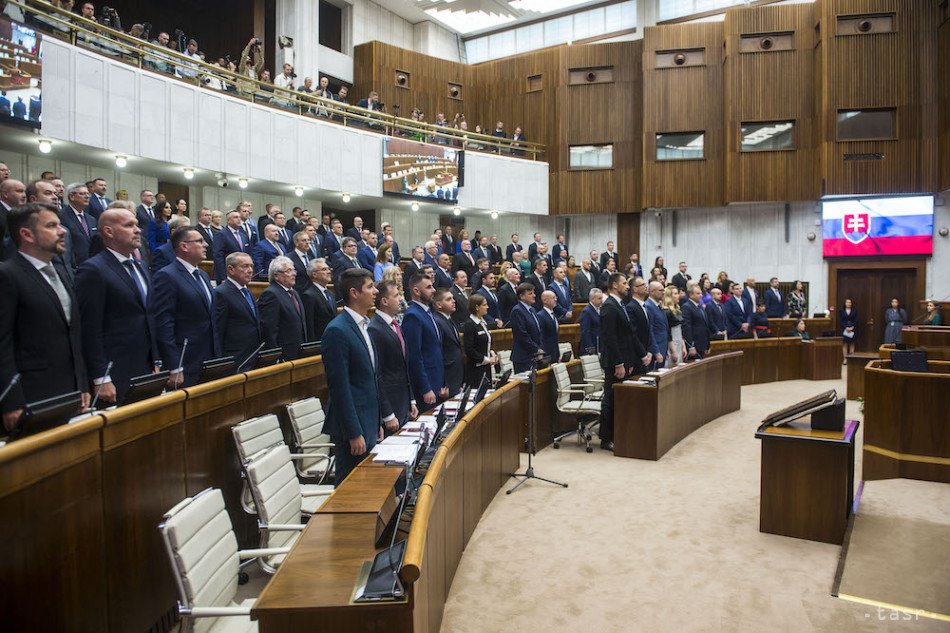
[{"x1": 344, "y1": 306, "x2": 375, "y2": 369}]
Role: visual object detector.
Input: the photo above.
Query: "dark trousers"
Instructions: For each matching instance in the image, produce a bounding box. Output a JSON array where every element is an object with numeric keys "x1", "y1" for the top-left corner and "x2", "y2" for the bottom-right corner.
[
  {"x1": 513, "y1": 360, "x2": 532, "y2": 373},
  {"x1": 599, "y1": 368, "x2": 624, "y2": 443},
  {"x1": 333, "y1": 440, "x2": 371, "y2": 487}
]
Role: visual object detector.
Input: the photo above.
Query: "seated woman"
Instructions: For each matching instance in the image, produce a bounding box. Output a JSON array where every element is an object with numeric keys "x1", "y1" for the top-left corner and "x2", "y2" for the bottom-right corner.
[
  {"x1": 923, "y1": 300, "x2": 944, "y2": 326},
  {"x1": 750, "y1": 303, "x2": 772, "y2": 338},
  {"x1": 786, "y1": 319, "x2": 810, "y2": 340}
]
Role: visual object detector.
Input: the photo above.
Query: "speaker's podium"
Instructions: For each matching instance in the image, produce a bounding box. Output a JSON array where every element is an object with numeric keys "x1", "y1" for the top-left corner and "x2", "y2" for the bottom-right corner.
[{"x1": 755, "y1": 391, "x2": 859, "y2": 545}]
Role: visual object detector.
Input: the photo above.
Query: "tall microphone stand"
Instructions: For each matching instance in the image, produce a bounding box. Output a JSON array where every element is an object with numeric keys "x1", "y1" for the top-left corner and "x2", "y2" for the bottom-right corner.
[{"x1": 507, "y1": 356, "x2": 568, "y2": 495}]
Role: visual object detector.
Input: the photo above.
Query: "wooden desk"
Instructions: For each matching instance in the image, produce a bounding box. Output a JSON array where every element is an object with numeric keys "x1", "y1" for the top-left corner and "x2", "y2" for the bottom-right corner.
[
  {"x1": 769, "y1": 317, "x2": 832, "y2": 339},
  {"x1": 863, "y1": 360, "x2": 950, "y2": 483},
  {"x1": 707, "y1": 337, "x2": 841, "y2": 385},
  {"x1": 756, "y1": 419, "x2": 859, "y2": 544},
  {"x1": 803, "y1": 337, "x2": 843, "y2": 380},
  {"x1": 613, "y1": 352, "x2": 742, "y2": 460},
  {"x1": 845, "y1": 353, "x2": 878, "y2": 400}
]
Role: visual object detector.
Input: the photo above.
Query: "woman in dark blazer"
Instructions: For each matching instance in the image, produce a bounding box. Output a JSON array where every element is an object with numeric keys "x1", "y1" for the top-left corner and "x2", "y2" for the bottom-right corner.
[
  {"x1": 840, "y1": 298, "x2": 857, "y2": 359},
  {"x1": 462, "y1": 294, "x2": 497, "y2": 388},
  {"x1": 148, "y1": 200, "x2": 172, "y2": 254}
]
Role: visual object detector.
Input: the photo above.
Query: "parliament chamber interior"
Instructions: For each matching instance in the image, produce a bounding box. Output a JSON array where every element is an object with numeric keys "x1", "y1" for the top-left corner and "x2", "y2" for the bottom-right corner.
[{"x1": 1, "y1": 0, "x2": 949, "y2": 631}]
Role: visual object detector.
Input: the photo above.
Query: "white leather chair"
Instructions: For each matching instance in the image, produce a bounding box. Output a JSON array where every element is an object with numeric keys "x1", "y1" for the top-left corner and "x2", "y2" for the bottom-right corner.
[
  {"x1": 285, "y1": 398, "x2": 335, "y2": 485},
  {"x1": 558, "y1": 342, "x2": 573, "y2": 362},
  {"x1": 496, "y1": 350, "x2": 513, "y2": 383},
  {"x1": 158, "y1": 488, "x2": 289, "y2": 633},
  {"x1": 551, "y1": 362, "x2": 601, "y2": 453},
  {"x1": 231, "y1": 414, "x2": 332, "y2": 515},
  {"x1": 579, "y1": 354, "x2": 605, "y2": 399},
  {"x1": 243, "y1": 444, "x2": 313, "y2": 574}
]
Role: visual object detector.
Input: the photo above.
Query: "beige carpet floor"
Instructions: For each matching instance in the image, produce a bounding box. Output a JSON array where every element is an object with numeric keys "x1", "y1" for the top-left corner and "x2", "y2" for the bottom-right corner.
[
  {"x1": 439, "y1": 375, "x2": 950, "y2": 632},
  {"x1": 836, "y1": 479, "x2": 950, "y2": 621}
]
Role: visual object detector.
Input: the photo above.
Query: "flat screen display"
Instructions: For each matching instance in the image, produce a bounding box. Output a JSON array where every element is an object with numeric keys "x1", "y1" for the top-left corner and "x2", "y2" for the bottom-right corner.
[
  {"x1": 383, "y1": 137, "x2": 462, "y2": 204},
  {"x1": 821, "y1": 195, "x2": 934, "y2": 257}
]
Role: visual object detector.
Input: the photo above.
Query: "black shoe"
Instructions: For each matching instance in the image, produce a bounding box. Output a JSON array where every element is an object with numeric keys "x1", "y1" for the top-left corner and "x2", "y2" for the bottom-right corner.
[{"x1": 600, "y1": 441, "x2": 614, "y2": 451}]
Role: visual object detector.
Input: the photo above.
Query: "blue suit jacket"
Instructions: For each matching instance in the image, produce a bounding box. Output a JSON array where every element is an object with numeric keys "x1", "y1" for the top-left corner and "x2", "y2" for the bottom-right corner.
[
  {"x1": 741, "y1": 288, "x2": 757, "y2": 320},
  {"x1": 252, "y1": 240, "x2": 285, "y2": 280},
  {"x1": 150, "y1": 241, "x2": 175, "y2": 273},
  {"x1": 59, "y1": 207, "x2": 98, "y2": 267},
  {"x1": 75, "y1": 252, "x2": 157, "y2": 402},
  {"x1": 681, "y1": 299, "x2": 710, "y2": 353},
  {"x1": 508, "y1": 301, "x2": 542, "y2": 366},
  {"x1": 322, "y1": 232, "x2": 342, "y2": 259},
  {"x1": 704, "y1": 301, "x2": 726, "y2": 335},
  {"x1": 536, "y1": 309, "x2": 560, "y2": 364},
  {"x1": 579, "y1": 304, "x2": 601, "y2": 354},
  {"x1": 213, "y1": 227, "x2": 251, "y2": 282},
  {"x1": 323, "y1": 311, "x2": 381, "y2": 445},
  {"x1": 357, "y1": 245, "x2": 376, "y2": 271},
  {"x1": 150, "y1": 259, "x2": 219, "y2": 385},
  {"x1": 475, "y1": 286, "x2": 501, "y2": 324},
  {"x1": 549, "y1": 280, "x2": 572, "y2": 318},
  {"x1": 85, "y1": 195, "x2": 111, "y2": 220},
  {"x1": 552, "y1": 243, "x2": 568, "y2": 264},
  {"x1": 764, "y1": 288, "x2": 785, "y2": 318},
  {"x1": 723, "y1": 296, "x2": 748, "y2": 337},
  {"x1": 402, "y1": 301, "x2": 445, "y2": 403},
  {"x1": 644, "y1": 300, "x2": 668, "y2": 356},
  {"x1": 213, "y1": 281, "x2": 262, "y2": 370},
  {"x1": 331, "y1": 251, "x2": 360, "y2": 288}
]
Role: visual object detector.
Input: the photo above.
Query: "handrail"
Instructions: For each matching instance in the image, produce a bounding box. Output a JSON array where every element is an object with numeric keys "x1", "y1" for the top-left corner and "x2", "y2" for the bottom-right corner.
[{"x1": 9, "y1": 0, "x2": 545, "y2": 160}]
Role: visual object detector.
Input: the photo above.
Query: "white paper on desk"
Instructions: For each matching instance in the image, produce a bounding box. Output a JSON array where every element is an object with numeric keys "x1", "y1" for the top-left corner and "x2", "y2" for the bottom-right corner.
[
  {"x1": 380, "y1": 435, "x2": 422, "y2": 445},
  {"x1": 403, "y1": 419, "x2": 438, "y2": 433},
  {"x1": 370, "y1": 443, "x2": 419, "y2": 464}
]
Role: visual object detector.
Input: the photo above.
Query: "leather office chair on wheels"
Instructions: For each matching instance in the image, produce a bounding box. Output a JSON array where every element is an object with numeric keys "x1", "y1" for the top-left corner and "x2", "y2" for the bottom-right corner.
[
  {"x1": 158, "y1": 487, "x2": 290, "y2": 633},
  {"x1": 550, "y1": 362, "x2": 601, "y2": 453},
  {"x1": 285, "y1": 397, "x2": 335, "y2": 486},
  {"x1": 579, "y1": 354, "x2": 605, "y2": 400}
]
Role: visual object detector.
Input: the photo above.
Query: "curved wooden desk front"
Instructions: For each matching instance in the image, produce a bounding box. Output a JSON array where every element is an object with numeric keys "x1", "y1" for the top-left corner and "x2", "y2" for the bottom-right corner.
[
  {"x1": 612, "y1": 352, "x2": 743, "y2": 460},
  {"x1": 707, "y1": 336, "x2": 842, "y2": 384},
  {"x1": 863, "y1": 359, "x2": 950, "y2": 483}
]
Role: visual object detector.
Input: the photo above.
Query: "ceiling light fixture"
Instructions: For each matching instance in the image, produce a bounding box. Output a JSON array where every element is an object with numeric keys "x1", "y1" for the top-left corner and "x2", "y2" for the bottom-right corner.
[
  {"x1": 238, "y1": 178, "x2": 248, "y2": 189},
  {"x1": 38, "y1": 139, "x2": 52, "y2": 153},
  {"x1": 453, "y1": 206, "x2": 461, "y2": 216},
  {"x1": 294, "y1": 186, "x2": 304, "y2": 197},
  {"x1": 411, "y1": 202, "x2": 420, "y2": 212},
  {"x1": 183, "y1": 168, "x2": 195, "y2": 180},
  {"x1": 342, "y1": 192, "x2": 351, "y2": 203},
  {"x1": 115, "y1": 155, "x2": 128, "y2": 168},
  {"x1": 490, "y1": 210, "x2": 499, "y2": 220}
]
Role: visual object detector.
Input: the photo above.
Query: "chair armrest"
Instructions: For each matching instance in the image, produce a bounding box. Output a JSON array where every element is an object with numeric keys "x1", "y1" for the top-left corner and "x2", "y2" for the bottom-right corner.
[
  {"x1": 184, "y1": 606, "x2": 252, "y2": 617},
  {"x1": 298, "y1": 442, "x2": 335, "y2": 449},
  {"x1": 239, "y1": 547, "x2": 292, "y2": 559},
  {"x1": 300, "y1": 490, "x2": 332, "y2": 498},
  {"x1": 259, "y1": 523, "x2": 306, "y2": 531}
]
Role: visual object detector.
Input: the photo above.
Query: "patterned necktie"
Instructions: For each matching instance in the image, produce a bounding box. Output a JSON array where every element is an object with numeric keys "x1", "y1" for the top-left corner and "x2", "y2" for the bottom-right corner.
[
  {"x1": 241, "y1": 287, "x2": 256, "y2": 315},
  {"x1": 392, "y1": 320, "x2": 406, "y2": 357},
  {"x1": 41, "y1": 264, "x2": 71, "y2": 323},
  {"x1": 77, "y1": 212, "x2": 90, "y2": 237},
  {"x1": 192, "y1": 270, "x2": 211, "y2": 307}
]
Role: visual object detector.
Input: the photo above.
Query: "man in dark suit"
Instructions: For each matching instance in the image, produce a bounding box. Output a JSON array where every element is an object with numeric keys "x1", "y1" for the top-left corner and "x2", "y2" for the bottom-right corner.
[
  {"x1": 252, "y1": 224, "x2": 286, "y2": 280},
  {"x1": 472, "y1": 236, "x2": 492, "y2": 264},
  {"x1": 285, "y1": 207, "x2": 302, "y2": 236},
  {"x1": 588, "y1": 250, "x2": 602, "y2": 280},
  {"x1": 237, "y1": 202, "x2": 258, "y2": 247},
  {"x1": 579, "y1": 289, "x2": 603, "y2": 355},
  {"x1": 724, "y1": 282, "x2": 751, "y2": 338},
  {"x1": 213, "y1": 252, "x2": 263, "y2": 371},
  {"x1": 705, "y1": 287, "x2": 727, "y2": 340},
  {"x1": 331, "y1": 237, "x2": 362, "y2": 288},
  {"x1": 645, "y1": 281, "x2": 669, "y2": 368},
  {"x1": 134, "y1": 189, "x2": 155, "y2": 234},
  {"x1": 286, "y1": 230, "x2": 315, "y2": 294},
  {"x1": 573, "y1": 259, "x2": 595, "y2": 303},
  {"x1": 213, "y1": 210, "x2": 252, "y2": 283},
  {"x1": 450, "y1": 271, "x2": 470, "y2": 329},
  {"x1": 0, "y1": 178, "x2": 27, "y2": 252},
  {"x1": 497, "y1": 267, "x2": 520, "y2": 325},
  {"x1": 671, "y1": 261, "x2": 691, "y2": 293},
  {"x1": 600, "y1": 272, "x2": 649, "y2": 451},
  {"x1": 440, "y1": 225, "x2": 456, "y2": 255},
  {"x1": 60, "y1": 182, "x2": 98, "y2": 267},
  {"x1": 194, "y1": 207, "x2": 216, "y2": 250},
  {"x1": 402, "y1": 273, "x2": 446, "y2": 408},
  {"x1": 379, "y1": 223, "x2": 400, "y2": 263},
  {"x1": 469, "y1": 258, "x2": 491, "y2": 293},
  {"x1": 322, "y1": 219, "x2": 345, "y2": 259},
  {"x1": 681, "y1": 284, "x2": 710, "y2": 359},
  {"x1": 600, "y1": 258, "x2": 617, "y2": 291},
  {"x1": 151, "y1": 227, "x2": 220, "y2": 388},
  {"x1": 625, "y1": 276, "x2": 653, "y2": 375},
  {"x1": 536, "y1": 291, "x2": 561, "y2": 364},
  {"x1": 322, "y1": 268, "x2": 383, "y2": 485},
  {"x1": 75, "y1": 207, "x2": 158, "y2": 404},
  {"x1": 527, "y1": 232, "x2": 542, "y2": 261},
  {"x1": 452, "y1": 239, "x2": 477, "y2": 279},
  {"x1": 475, "y1": 271, "x2": 504, "y2": 328},
  {"x1": 506, "y1": 233, "x2": 523, "y2": 263},
  {"x1": 300, "y1": 258, "x2": 336, "y2": 341},
  {"x1": 0, "y1": 203, "x2": 89, "y2": 431},
  {"x1": 741, "y1": 277, "x2": 758, "y2": 321},
  {"x1": 527, "y1": 258, "x2": 548, "y2": 310},
  {"x1": 345, "y1": 216, "x2": 365, "y2": 242},
  {"x1": 487, "y1": 234, "x2": 503, "y2": 265},
  {"x1": 764, "y1": 277, "x2": 785, "y2": 318},
  {"x1": 551, "y1": 235, "x2": 568, "y2": 265},
  {"x1": 434, "y1": 253, "x2": 453, "y2": 289},
  {"x1": 549, "y1": 265, "x2": 573, "y2": 320},
  {"x1": 257, "y1": 256, "x2": 308, "y2": 361},
  {"x1": 599, "y1": 242, "x2": 619, "y2": 271},
  {"x1": 433, "y1": 288, "x2": 464, "y2": 397},
  {"x1": 84, "y1": 177, "x2": 111, "y2": 220},
  {"x1": 357, "y1": 232, "x2": 378, "y2": 271},
  {"x1": 423, "y1": 240, "x2": 440, "y2": 268},
  {"x1": 369, "y1": 280, "x2": 416, "y2": 432},
  {"x1": 624, "y1": 253, "x2": 643, "y2": 279},
  {"x1": 256, "y1": 203, "x2": 276, "y2": 238},
  {"x1": 509, "y1": 283, "x2": 544, "y2": 373}
]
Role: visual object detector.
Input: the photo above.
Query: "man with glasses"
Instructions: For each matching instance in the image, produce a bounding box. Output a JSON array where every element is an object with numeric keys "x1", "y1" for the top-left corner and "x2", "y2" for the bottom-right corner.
[
  {"x1": 60, "y1": 183, "x2": 98, "y2": 267},
  {"x1": 301, "y1": 257, "x2": 336, "y2": 341},
  {"x1": 331, "y1": 236, "x2": 361, "y2": 288},
  {"x1": 258, "y1": 256, "x2": 308, "y2": 361},
  {"x1": 151, "y1": 227, "x2": 218, "y2": 387}
]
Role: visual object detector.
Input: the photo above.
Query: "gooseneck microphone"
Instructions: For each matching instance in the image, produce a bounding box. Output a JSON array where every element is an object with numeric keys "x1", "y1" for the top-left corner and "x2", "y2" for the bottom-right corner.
[
  {"x1": 89, "y1": 361, "x2": 114, "y2": 411},
  {"x1": 236, "y1": 342, "x2": 266, "y2": 373},
  {"x1": 0, "y1": 373, "x2": 21, "y2": 406},
  {"x1": 175, "y1": 338, "x2": 189, "y2": 389}
]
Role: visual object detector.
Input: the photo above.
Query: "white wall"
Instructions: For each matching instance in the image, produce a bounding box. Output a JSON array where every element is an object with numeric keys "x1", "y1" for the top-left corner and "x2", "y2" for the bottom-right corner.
[
  {"x1": 0, "y1": 149, "x2": 159, "y2": 201},
  {"x1": 931, "y1": 191, "x2": 950, "y2": 302},
  {"x1": 413, "y1": 20, "x2": 460, "y2": 61},
  {"x1": 566, "y1": 215, "x2": 617, "y2": 263},
  {"x1": 352, "y1": 0, "x2": 414, "y2": 50}
]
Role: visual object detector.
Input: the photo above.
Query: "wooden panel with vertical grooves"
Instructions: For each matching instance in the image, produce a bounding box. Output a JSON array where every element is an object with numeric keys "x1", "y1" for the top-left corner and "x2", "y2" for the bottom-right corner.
[
  {"x1": 643, "y1": 22, "x2": 725, "y2": 209},
  {"x1": 724, "y1": 3, "x2": 819, "y2": 202},
  {"x1": 938, "y1": 0, "x2": 950, "y2": 192}
]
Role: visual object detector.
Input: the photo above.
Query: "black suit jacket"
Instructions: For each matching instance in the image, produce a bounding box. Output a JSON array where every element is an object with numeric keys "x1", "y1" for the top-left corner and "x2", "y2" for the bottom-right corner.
[
  {"x1": 624, "y1": 299, "x2": 650, "y2": 363},
  {"x1": 135, "y1": 204, "x2": 153, "y2": 233},
  {"x1": 434, "y1": 311, "x2": 464, "y2": 396},
  {"x1": 671, "y1": 272, "x2": 691, "y2": 293},
  {"x1": 286, "y1": 250, "x2": 314, "y2": 294},
  {"x1": 452, "y1": 251, "x2": 477, "y2": 279},
  {"x1": 681, "y1": 299, "x2": 710, "y2": 354},
  {"x1": 600, "y1": 296, "x2": 642, "y2": 374},
  {"x1": 599, "y1": 251, "x2": 620, "y2": 271},
  {"x1": 212, "y1": 227, "x2": 251, "y2": 283},
  {"x1": 367, "y1": 313, "x2": 413, "y2": 425},
  {"x1": 536, "y1": 309, "x2": 560, "y2": 364},
  {"x1": 213, "y1": 280, "x2": 263, "y2": 370},
  {"x1": 434, "y1": 267, "x2": 453, "y2": 289},
  {"x1": 59, "y1": 206, "x2": 98, "y2": 267},
  {"x1": 195, "y1": 224, "x2": 216, "y2": 251},
  {"x1": 0, "y1": 254, "x2": 87, "y2": 411},
  {"x1": 257, "y1": 283, "x2": 307, "y2": 361},
  {"x1": 330, "y1": 251, "x2": 360, "y2": 289},
  {"x1": 497, "y1": 282, "x2": 518, "y2": 324},
  {"x1": 527, "y1": 273, "x2": 546, "y2": 310},
  {"x1": 301, "y1": 285, "x2": 336, "y2": 341},
  {"x1": 450, "y1": 285, "x2": 469, "y2": 328},
  {"x1": 75, "y1": 251, "x2": 157, "y2": 402},
  {"x1": 462, "y1": 317, "x2": 492, "y2": 388}
]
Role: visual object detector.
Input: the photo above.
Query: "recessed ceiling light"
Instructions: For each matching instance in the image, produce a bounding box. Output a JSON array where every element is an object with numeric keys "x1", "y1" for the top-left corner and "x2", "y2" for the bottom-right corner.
[
  {"x1": 38, "y1": 139, "x2": 52, "y2": 153},
  {"x1": 453, "y1": 206, "x2": 461, "y2": 216},
  {"x1": 294, "y1": 186, "x2": 304, "y2": 197},
  {"x1": 411, "y1": 202, "x2": 420, "y2": 212},
  {"x1": 490, "y1": 210, "x2": 499, "y2": 220},
  {"x1": 342, "y1": 192, "x2": 351, "y2": 203},
  {"x1": 183, "y1": 168, "x2": 195, "y2": 180},
  {"x1": 238, "y1": 178, "x2": 248, "y2": 189},
  {"x1": 115, "y1": 155, "x2": 128, "y2": 168}
]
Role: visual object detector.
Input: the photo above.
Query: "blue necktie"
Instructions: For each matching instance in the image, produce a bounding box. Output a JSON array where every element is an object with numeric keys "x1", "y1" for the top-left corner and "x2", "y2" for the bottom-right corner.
[
  {"x1": 241, "y1": 287, "x2": 256, "y2": 315},
  {"x1": 123, "y1": 259, "x2": 147, "y2": 304},
  {"x1": 325, "y1": 288, "x2": 334, "y2": 307},
  {"x1": 192, "y1": 270, "x2": 211, "y2": 308}
]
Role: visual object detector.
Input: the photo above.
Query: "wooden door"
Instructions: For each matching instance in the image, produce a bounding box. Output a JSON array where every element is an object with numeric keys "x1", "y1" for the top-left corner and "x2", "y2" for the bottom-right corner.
[{"x1": 835, "y1": 268, "x2": 918, "y2": 352}]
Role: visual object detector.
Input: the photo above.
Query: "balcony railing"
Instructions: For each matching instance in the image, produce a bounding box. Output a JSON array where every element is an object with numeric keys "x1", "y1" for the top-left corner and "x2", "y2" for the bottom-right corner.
[{"x1": 6, "y1": 0, "x2": 545, "y2": 160}]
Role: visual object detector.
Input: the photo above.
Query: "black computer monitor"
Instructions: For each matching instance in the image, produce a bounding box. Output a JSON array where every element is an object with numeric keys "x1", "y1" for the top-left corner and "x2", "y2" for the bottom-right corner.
[
  {"x1": 256, "y1": 348, "x2": 282, "y2": 369},
  {"x1": 9, "y1": 391, "x2": 83, "y2": 440},
  {"x1": 298, "y1": 341, "x2": 322, "y2": 358},
  {"x1": 198, "y1": 356, "x2": 236, "y2": 383},
  {"x1": 454, "y1": 387, "x2": 472, "y2": 422},
  {"x1": 496, "y1": 369, "x2": 512, "y2": 385},
  {"x1": 473, "y1": 374, "x2": 490, "y2": 404},
  {"x1": 122, "y1": 371, "x2": 169, "y2": 405},
  {"x1": 559, "y1": 350, "x2": 573, "y2": 363},
  {"x1": 890, "y1": 350, "x2": 928, "y2": 373}
]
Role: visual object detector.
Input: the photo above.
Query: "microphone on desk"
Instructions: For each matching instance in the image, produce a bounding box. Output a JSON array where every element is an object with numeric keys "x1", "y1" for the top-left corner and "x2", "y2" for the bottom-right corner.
[
  {"x1": 174, "y1": 338, "x2": 189, "y2": 389},
  {"x1": 89, "y1": 361, "x2": 114, "y2": 411},
  {"x1": 0, "y1": 373, "x2": 21, "y2": 406},
  {"x1": 235, "y1": 342, "x2": 266, "y2": 373}
]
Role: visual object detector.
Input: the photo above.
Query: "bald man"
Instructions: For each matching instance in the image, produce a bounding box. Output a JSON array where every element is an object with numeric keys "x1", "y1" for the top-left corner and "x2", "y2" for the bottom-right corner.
[{"x1": 0, "y1": 178, "x2": 27, "y2": 252}]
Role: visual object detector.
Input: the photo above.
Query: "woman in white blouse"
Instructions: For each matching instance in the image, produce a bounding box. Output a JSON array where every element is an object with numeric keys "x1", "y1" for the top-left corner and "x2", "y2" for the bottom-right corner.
[{"x1": 462, "y1": 295, "x2": 497, "y2": 388}]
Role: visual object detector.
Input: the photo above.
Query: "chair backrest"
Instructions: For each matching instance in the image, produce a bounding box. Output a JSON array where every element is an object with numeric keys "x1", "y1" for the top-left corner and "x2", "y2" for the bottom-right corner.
[
  {"x1": 552, "y1": 363, "x2": 572, "y2": 408},
  {"x1": 497, "y1": 350, "x2": 512, "y2": 375},
  {"x1": 558, "y1": 342, "x2": 573, "y2": 360},
  {"x1": 285, "y1": 397, "x2": 331, "y2": 474},
  {"x1": 581, "y1": 354, "x2": 603, "y2": 382},
  {"x1": 232, "y1": 414, "x2": 284, "y2": 464},
  {"x1": 159, "y1": 488, "x2": 238, "y2": 633},
  {"x1": 244, "y1": 443, "x2": 303, "y2": 550}
]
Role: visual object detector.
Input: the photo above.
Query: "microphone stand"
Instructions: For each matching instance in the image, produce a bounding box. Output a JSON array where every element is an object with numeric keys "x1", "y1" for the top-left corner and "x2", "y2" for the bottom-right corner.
[
  {"x1": 88, "y1": 361, "x2": 114, "y2": 411},
  {"x1": 507, "y1": 355, "x2": 569, "y2": 495}
]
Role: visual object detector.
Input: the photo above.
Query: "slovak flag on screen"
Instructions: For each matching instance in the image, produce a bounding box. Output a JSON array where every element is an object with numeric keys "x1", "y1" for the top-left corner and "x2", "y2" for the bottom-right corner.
[{"x1": 822, "y1": 196, "x2": 934, "y2": 257}]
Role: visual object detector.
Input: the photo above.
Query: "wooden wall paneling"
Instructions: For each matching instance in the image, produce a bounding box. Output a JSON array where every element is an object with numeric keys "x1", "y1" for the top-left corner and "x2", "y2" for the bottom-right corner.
[
  {"x1": 816, "y1": 0, "x2": 939, "y2": 196},
  {"x1": 724, "y1": 3, "x2": 820, "y2": 202},
  {"x1": 616, "y1": 212, "x2": 641, "y2": 263},
  {"x1": 939, "y1": 3, "x2": 950, "y2": 191},
  {"x1": 643, "y1": 22, "x2": 726, "y2": 209},
  {"x1": 0, "y1": 418, "x2": 108, "y2": 633}
]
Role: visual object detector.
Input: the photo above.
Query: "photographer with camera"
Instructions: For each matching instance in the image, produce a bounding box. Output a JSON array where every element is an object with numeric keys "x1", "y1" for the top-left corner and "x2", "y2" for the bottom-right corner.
[
  {"x1": 314, "y1": 76, "x2": 334, "y2": 117},
  {"x1": 176, "y1": 38, "x2": 201, "y2": 80},
  {"x1": 238, "y1": 37, "x2": 265, "y2": 96}
]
